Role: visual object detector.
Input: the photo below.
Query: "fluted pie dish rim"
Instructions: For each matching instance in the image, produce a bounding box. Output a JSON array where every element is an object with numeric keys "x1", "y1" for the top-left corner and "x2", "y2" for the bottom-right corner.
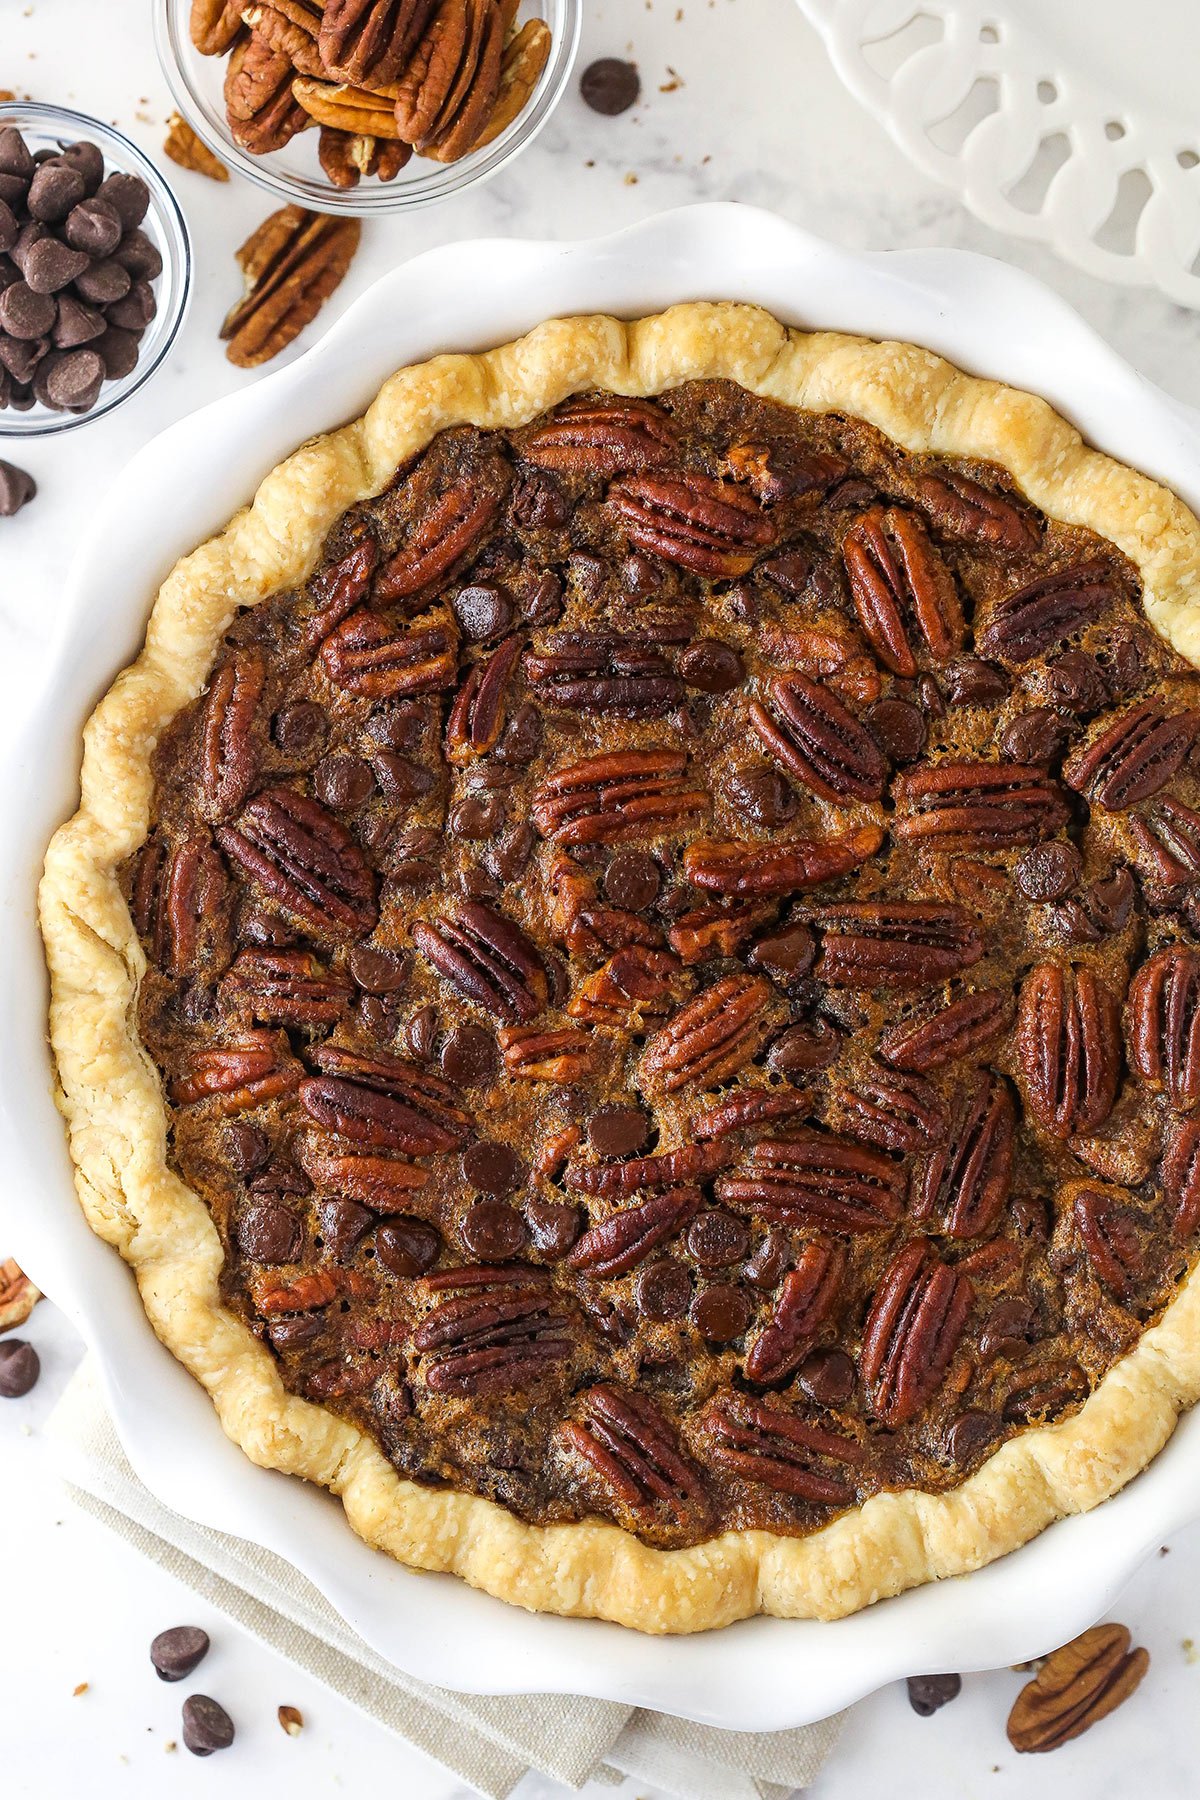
[{"x1": 36, "y1": 288, "x2": 1200, "y2": 1635}]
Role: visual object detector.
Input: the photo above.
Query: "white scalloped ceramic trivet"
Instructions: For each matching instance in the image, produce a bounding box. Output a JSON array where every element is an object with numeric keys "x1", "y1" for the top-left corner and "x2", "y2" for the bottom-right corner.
[{"x1": 798, "y1": 0, "x2": 1200, "y2": 307}]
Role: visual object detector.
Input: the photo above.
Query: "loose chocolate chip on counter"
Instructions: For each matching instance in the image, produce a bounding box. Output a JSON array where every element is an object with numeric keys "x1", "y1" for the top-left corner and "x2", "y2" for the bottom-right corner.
[
  {"x1": 692, "y1": 1283, "x2": 752, "y2": 1343},
  {"x1": 907, "y1": 1673, "x2": 962, "y2": 1717},
  {"x1": 635, "y1": 1259, "x2": 692, "y2": 1321},
  {"x1": 375, "y1": 1217, "x2": 441, "y2": 1277},
  {"x1": 603, "y1": 849, "x2": 659, "y2": 911},
  {"x1": 0, "y1": 458, "x2": 36, "y2": 516},
  {"x1": 676, "y1": 638, "x2": 744, "y2": 693},
  {"x1": 587, "y1": 1105, "x2": 650, "y2": 1159},
  {"x1": 452, "y1": 582, "x2": 513, "y2": 641},
  {"x1": 461, "y1": 1199, "x2": 528, "y2": 1261},
  {"x1": 462, "y1": 1139, "x2": 523, "y2": 1196},
  {"x1": 525, "y1": 1198, "x2": 581, "y2": 1257},
  {"x1": 181, "y1": 1694, "x2": 235, "y2": 1757},
  {"x1": 150, "y1": 1626, "x2": 210, "y2": 1683},
  {"x1": 63, "y1": 195, "x2": 122, "y2": 258},
  {"x1": 686, "y1": 1209, "x2": 749, "y2": 1269},
  {"x1": 0, "y1": 1338, "x2": 40, "y2": 1397},
  {"x1": 725, "y1": 766, "x2": 797, "y2": 828},
  {"x1": 1015, "y1": 840, "x2": 1081, "y2": 902},
  {"x1": 865, "y1": 697, "x2": 926, "y2": 764},
  {"x1": 580, "y1": 57, "x2": 641, "y2": 115},
  {"x1": 796, "y1": 1346, "x2": 855, "y2": 1407},
  {"x1": 743, "y1": 1228, "x2": 791, "y2": 1290}
]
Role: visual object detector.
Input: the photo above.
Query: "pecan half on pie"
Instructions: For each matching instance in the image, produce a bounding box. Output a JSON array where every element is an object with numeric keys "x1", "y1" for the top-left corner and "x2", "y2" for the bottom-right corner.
[{"x1": 41, "y1": 304, "x2": 1200, "y2": 1631}]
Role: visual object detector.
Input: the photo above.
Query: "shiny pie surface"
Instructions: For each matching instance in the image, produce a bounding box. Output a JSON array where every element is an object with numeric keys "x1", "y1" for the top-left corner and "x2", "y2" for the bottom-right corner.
[{"x1": 124, "y1": 377, "x2": 1200, "y2": 1550}]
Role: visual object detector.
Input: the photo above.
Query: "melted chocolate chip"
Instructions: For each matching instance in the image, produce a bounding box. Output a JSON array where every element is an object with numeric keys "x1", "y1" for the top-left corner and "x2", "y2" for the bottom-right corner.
[
  {"x1": 348, "y1": 943, "x2": 409, "y2": 992},
  {"x1": 796, "y1": 1346, "x2": 855, "y2": 1407},
  {"x1": 691, "y1": 1283, "x2": 752, "y2": 1343},
  {"x1": 726, "y1": 766, "x2": 797, "y2": 827},
  {"x1": 462, "y1": 1139, "x2": 523, "y2": 1196},
  {"x1": 865, "y1": 697, "x2": 926, "y2": 764},
  {"x1": 636, "y1": 1259, "x2": 692, "y2": 1320},
  {"x1": 743, "y1": 1229, "x2": 791, "y2": 1291},
  {"x1": 314, "y1": 753, "x2": 375, "y2": 809},
  {"x1": 375, "y1": 1218, "x2": 441, "y2": 1278},
  {"x1": 686, "y1": 1209, "x2": 749, "y2": 1269},
  {"x1": 439, "y1": 1023, "x2": 496, "y2": 1086},
  {"x1": 587, "y1": 1106, "x2": 650, "y2": 1158},
  {"x1": 676, "y1": 638, "x2": 744, "y2": 693},
  {"x1": 452, "y1": 582, "x2": 513, "y2": 641},
  {"x1": 1015, "y1": 841, "x2": 1081, "y2": 902},
  {"x1": 235, "y1": 1203, "x2": 301, "y2": 1264},
  {"x1": 461, "y1": 1199, "x2": 528, "y2": 1261},
  {"x1": 525, "y1": 1197, "x2": 581, "y2": 1257},
  {"x1": 603, "y1": 850, "x2": 660, "y2": 911}
]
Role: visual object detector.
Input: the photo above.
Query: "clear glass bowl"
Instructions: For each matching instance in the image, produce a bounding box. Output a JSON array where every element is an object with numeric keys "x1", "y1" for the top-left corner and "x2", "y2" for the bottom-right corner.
[
  {"x1": 155, "y1": 0, "x2": 580, "y2": 217},
  {"x1": 0, "y1": 102, "x2": 192, "y2": 439}
]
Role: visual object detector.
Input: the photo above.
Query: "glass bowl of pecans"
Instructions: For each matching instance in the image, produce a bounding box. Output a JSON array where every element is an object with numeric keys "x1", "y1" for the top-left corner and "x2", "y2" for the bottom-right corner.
[
  {"x1": 0, "y1": 102, "x2": 191, "y2": 437},
  {"x1": 156, "y1": 0, "x2": 581, "y2": 215}
]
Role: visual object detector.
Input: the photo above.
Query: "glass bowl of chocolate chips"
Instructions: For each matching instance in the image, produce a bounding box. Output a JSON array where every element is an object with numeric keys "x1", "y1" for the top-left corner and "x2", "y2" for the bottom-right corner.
[{"x1": 0, "y1": 103, "x2": 191, "y2": 436}]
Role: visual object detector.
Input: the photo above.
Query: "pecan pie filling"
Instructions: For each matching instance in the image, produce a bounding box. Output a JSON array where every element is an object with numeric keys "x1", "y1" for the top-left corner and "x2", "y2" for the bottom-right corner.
[{"x1": 125, "y1": 379, "x2": 1200, "y2": 1549}]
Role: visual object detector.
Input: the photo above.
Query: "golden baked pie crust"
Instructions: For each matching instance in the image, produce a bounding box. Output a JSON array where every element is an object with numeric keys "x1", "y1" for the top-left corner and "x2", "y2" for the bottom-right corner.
[{"x1": 39, "y1": 302, "x2": 1200, "y2": 1633}]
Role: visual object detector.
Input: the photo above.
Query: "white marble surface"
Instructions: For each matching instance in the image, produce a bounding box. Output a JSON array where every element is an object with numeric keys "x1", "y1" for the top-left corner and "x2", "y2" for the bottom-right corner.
[{"x1": 3, "y1": 1, "x2": 1200, "y2": 1795}]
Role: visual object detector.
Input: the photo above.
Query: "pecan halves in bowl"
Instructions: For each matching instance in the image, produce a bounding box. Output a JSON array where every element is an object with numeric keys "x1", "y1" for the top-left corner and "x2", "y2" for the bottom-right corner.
[
  {"x1": 319, "y1": 0, "x2": 438, "y2": 87},
  {"x1": 221, "y1": 205, "x2": 361, "y2": 368}
]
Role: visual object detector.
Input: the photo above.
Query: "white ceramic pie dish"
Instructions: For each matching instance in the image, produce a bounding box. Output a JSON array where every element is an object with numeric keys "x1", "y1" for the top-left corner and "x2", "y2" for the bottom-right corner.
[{"x1": 5, "y1": 203, "x2": 1200, "y2": 1729}]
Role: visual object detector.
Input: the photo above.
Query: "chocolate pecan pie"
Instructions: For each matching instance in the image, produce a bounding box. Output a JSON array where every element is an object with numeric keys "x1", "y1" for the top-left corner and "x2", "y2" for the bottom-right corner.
[{"x1": 41, "y1": 304, "x2": 1200, "y2": 1631}]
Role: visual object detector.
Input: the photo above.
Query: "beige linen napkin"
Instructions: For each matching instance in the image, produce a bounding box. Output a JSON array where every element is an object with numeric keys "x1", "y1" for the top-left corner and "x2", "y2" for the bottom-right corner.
[{"x1": 46, "y1": 1361, "x2": 845, "y2": 1799}]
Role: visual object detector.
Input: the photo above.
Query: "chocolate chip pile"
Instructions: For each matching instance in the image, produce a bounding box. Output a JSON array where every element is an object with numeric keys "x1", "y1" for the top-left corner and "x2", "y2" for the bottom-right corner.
[
  {"x1": 128, "y1": 376, "x2": 1200, "y2": 1553},
  {"x1": 0, "y1": 126, "x2": 160, "y2": 415}
]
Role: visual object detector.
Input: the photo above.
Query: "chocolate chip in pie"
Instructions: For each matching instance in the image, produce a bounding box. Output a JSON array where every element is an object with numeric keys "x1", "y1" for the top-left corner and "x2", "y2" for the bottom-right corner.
[{"x1": 41, "y1": 304, "x2": 1200, "y2": 1630}]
